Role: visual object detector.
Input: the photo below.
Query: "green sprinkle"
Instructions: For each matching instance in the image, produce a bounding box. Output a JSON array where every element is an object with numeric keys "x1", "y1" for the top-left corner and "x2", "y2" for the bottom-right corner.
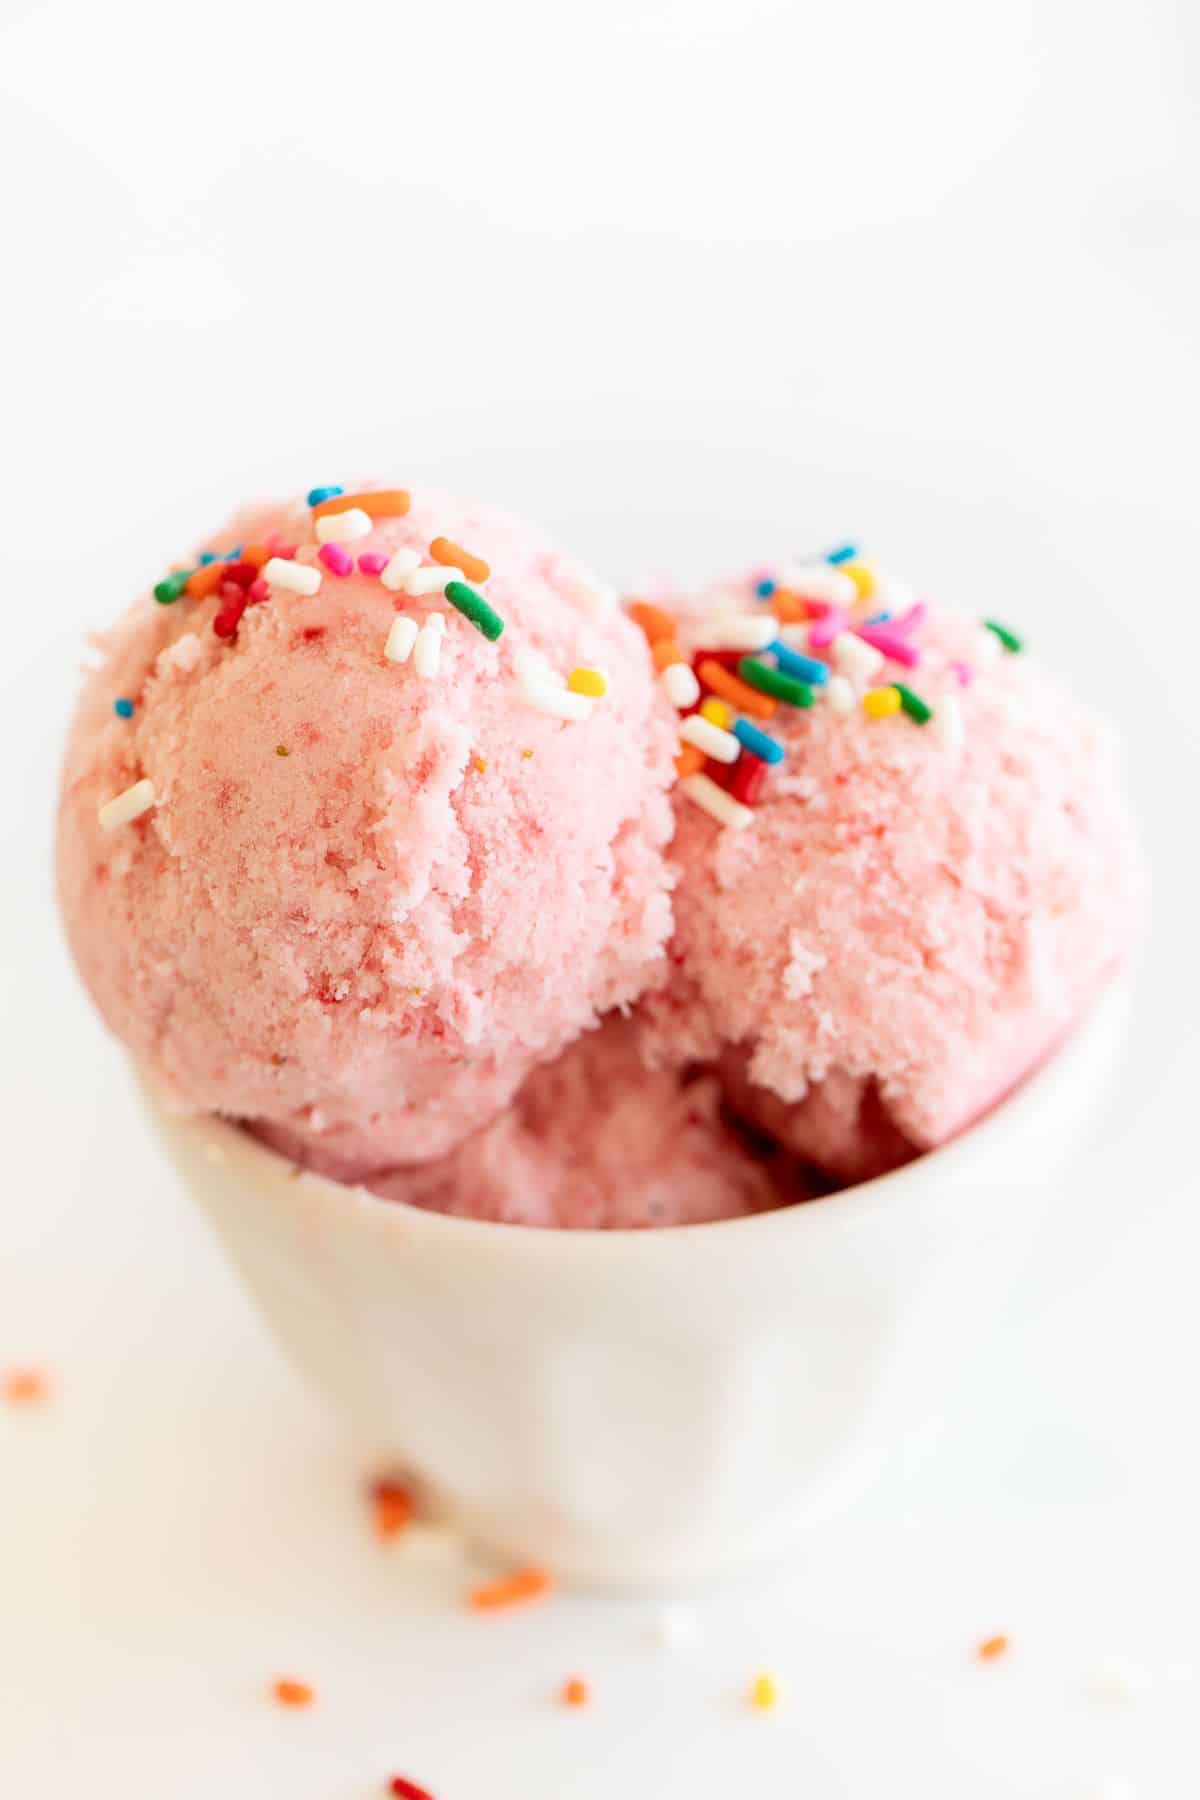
[
  {"x1": 444, "y1": 580, "x2": 504, "y2": 642},
  {"x1": 893, "y1": 683, "x2": 933, "y2": 724},
  {"x1": 984, "y1": 620, "x2": 1023, "y2": 653},
  {"x1": 737, "y1": 656, "x2": 815, "y2": 708},
  {"x1": 153, "y1": 570, "x2": 192, "y2": 605}
]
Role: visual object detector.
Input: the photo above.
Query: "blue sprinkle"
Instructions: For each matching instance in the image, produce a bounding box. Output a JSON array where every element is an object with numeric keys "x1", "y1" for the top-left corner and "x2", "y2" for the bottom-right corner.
[
  {"x1": 825, "y1": 543, "x2": 858, "y2": 565},
  {"x1": 224, "y1": 545, "x2": 243, "y2": 561},
  {"x1": 197, "y1": 550, "x2": 218, "y2": 565},
  {"x1": 113, "y1": 697, "x2": 134, "y2": 719},
  {"x1": 307, "y1": 484, "x2": 344, "y2": 507},
  {"x1": 755, "y1": 578, "x2": 777, "y2": 599},
  {"x1": 733, "y1": 718, "x2": 785, "y2": 765},
  {"x1": 864, "y1": 610, "x2": 891, "y2": 625},
  {"x1": 769, "y1": 639, "x2": 829, "y2": 685}
]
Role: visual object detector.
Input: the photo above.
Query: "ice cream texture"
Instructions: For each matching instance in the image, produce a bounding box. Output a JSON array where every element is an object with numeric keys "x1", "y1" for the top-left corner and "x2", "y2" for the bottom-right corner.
[
  {"x1": 57, "y1": 486, "x2": 676, "y2": 1175},
  {"x1": 57, "y1": 499, "x2": 1143, "y2": 1222}
]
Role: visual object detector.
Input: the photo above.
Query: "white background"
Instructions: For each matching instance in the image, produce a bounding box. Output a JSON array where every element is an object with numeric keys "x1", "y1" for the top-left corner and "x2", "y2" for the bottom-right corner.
[{"x1": 2, "y1": 1, "x2": 1198, "y2": 1795}]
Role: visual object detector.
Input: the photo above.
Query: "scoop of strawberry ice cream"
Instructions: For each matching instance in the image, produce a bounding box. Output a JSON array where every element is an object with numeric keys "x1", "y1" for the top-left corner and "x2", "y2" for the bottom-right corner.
[
  {"x1": 356, "y1": 1011, "x2": 811, "y2": 1227},
  {"x1": 644, "y1": 574, "x2": 1143, "y2": 1175},
  {"x1": 57, "y1": 485, "x2": 676, "y2": 1174}
]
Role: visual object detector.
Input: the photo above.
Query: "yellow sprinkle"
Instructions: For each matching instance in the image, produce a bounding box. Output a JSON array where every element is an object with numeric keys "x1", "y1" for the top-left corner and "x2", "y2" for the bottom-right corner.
[
  {"x1": 863, "y1": 685, "x2": 902, "y2": 718},
  {"x1": 750, "y1": 1672, "x2": 780, "y2": 1711},
  {"x1": 408, "y1": 986, "x2": 424, "y2": 997},
  {"x1": 276, "y1": 744, "x2": 290, "y2": 757},
  {"x1": 699, "y1": 696, "x2": 733, "y2": 729},
  {"x1": 567, "y1": 666, "x2": 607, "y2": 698},
  {"x1": 842, "y1": 561, "x2": 875, "y2": 601},
  {"x1": 521, "y1": 748, "x2": 534, "y2": 760},
  {"x1": 473, "y1": 756, "x2": 487, "y2": 773}
]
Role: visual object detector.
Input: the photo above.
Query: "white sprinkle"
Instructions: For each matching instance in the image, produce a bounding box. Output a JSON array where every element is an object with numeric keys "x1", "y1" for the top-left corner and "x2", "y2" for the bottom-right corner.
[
  {"x1": 695, "y1": 612, "x2": 777, "y2": 653},
  {"x1": 517, "y1": 677, "x2": 594, "y2": 721},
  {"x1": 825, "y1": 674, "x2": 855, "y2": 714},
  {"x1": 385, "y1": 615, "x2": 419, "y2": 664},
  {"x1": 680, "y1": 713, "x2": 740, "y2": 764},
  {"x1": 380, "y1": 547, "x2": 422, "y2": 591},
  {"x1": 660, "y1": 662, "x2": 700, "y2": 710},
  {"x1": 679, "y1": 772, "x2": 754, "y2": 831},
  {"x1": 870, "y1": 571, "x2": 917, "y2": 613},
  {"x1": 831, "y1": 631, "x2": 884, "y2": 685},
  {"x1": 405, "y1": 565, "x2": 462, "y2": 597},
  {"x1": 974, "y1": 625, "x2": 1002, "y2": 667},
  {"x1": 427, "y1": 612, "x2": 447, "y2": 634},
  {"x1": 932, "y1": 689, "x2": 964, "y2": 751},
  {"x1": 1088, "y1": 1657, "x2": 1152, "y2": 1704},
  {"x1": 782, "y1": 562, "x2": 857, "y2": 606},
  {"x1": 263, "y1": 556, "x2": 322, "y2": 597},
  {"x1": 314, "y1": 506, "x2": 372, "y2": 544},
  {"x1": 413, "y1": 621, "x2": 443, "y2": 678},
  {"x1": 98, "y1": 778, "x2": 156, "y2": 832},
  {"x1": 776, "y1": 622, "x2": 813, "y2": 651},
  {"x1": 653, "y1": 1604, "x2": 700, "y2": 1650}
]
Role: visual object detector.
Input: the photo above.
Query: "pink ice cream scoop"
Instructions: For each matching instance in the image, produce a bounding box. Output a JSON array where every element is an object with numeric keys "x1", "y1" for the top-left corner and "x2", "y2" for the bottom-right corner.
[
  {"x1": 642, "y1": 569, "x2": 1144, "y2": 1180},
  {"x1": 345, "y1": 1011, "x2": 813, "y2": 1227},
  {"x1": 57, "y1": 485, "x2": 677, "y2": 1174}
]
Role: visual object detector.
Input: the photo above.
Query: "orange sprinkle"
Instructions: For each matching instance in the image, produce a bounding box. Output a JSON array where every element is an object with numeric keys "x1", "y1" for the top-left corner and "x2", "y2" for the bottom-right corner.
[
  {"x1": 628, "y1": 601, "x2": 677, "y2": 643},
  {"x1": 769, "y1": 589, "x2": 811, "y2": 624},
  {"x1": 467, "y1": 1565, "x2": 552, "y2": 1612},
  {"x1": 696, "y1": 658, "x2": 778, "y2": 722},
  {"x1": 240, "y1": 543, "x2": 271, "y2": 569},
  {"x1": 560, "y1": 1677, "x2": 590, "y2": 1707},
  {"x1": 473, "y1": 756, "x2": 488, "y2": 774},
  {"x1": 371, "y1": 1479, "x2": 414, "y2": 1541},
  {"x1": 977, "y1": 1634, "x2": 1010, "y2": 1662},
  {"x1": 651, "y1": 636, "x2": 686, "y2": 672},
  {"x1": 3, "y1": 1367, "x2": 49, "y2": 1405},
  {"x1": 310, "y1": 489, "x2": 410, "y2": 522},
  {"x1": 431, "y1": 537, "x2": 491, "y2": 584},
  {"x1": 271, "y1": 1678, "x2": 315, "y2": 1707},
  {"x1": 675, "y1": 743, "x2": 705, "y2": 779},
  {"x1": 185, "y1": 563, "x2": 226, "y2": 600}
]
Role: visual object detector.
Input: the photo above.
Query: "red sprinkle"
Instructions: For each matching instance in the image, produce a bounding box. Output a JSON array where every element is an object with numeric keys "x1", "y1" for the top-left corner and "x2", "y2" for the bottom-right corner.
[
  {"x1": 222, "y1": 561, "x2": 259, "y2": 590},
  {"x1": 214, "y1": 591, "x2": 249, "y2": 639},
  {"x1": 388, "y1": 1778, "x2": 435, "y2": 1800},
  {"x1": 691, "y1": 647, "x2": 743, "y2": 675},
  {"x1": 318, "y1": 543, "x2": 355, "y2": 577},
  {"x1": 358, "y1": 552, "x2": 389, "y2": 576},
  {"x1": 370, "y1": 1478, "x2": 414, "y2": 1540},
  {"x1": 731, "y1": 755, "x2": 768, "y2": 806},
  {"x1": 247, "y1": 577, "x2": 270, "y2": 604}
]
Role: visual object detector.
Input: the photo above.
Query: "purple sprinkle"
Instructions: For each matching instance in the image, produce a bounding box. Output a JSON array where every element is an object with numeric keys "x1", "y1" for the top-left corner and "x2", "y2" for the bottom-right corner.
[
  {"x1": 318, "y1": 542, "x2": 355, "y2": 577},
  {"x1": 358, "y1": 552, "x2": 389, "y2": 576}
]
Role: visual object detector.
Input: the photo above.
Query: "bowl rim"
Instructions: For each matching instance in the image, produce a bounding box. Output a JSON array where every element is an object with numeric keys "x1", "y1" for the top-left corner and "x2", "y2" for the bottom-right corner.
[{"x1": 149, "y1": 975, "x2": 1130, "y2": 1260}]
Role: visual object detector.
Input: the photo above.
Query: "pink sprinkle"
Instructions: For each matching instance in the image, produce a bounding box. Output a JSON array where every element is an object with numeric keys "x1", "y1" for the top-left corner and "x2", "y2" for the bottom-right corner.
[
  {"x1": 247, "y1": 577, "x2": 270, "y2": 604},
  {"x1": 951, "y1": 659, "x2": 974, "y2": 687},
  {"x1": 319, "y1": 542, "x2": 355, "y2": 577},
  {"x1": 890, "y1": 602, "x2": 928, "y2": 635},
  {"x1": 854, "y1": 624, "x2": 921, "y2": 668},
  {"x1": 808, "y1": 606, "x2": 850, "y2": 649},
  {"x1": 273, "y1": 544, "x2": 297, "y2": 560},
  {"x1": 358, "y1": 552, "x2": 389, "y2": 576}
]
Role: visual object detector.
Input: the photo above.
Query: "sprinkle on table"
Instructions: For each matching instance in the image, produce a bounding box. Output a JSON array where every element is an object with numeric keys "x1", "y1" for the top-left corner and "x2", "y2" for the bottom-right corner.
[
  {"x1": 560, "y1": 1676, "x2": 590, "y2": 1708},
  {"x1": 736, "y1": 656, "x2": 815, "y2": 708},
  {"x1": 388, "y1": 1776, "x2": 436, "y2": 1800},
  {"x1": 984, "y1": 619, "x2": 1024, "y2": 653},
  {"x1": 977, "y1": 1634, "x2": 1010, "y2": 1662},
  {"x1": 863, "y1": 685, "x2": 902, "y2": 719},
  {"x1": 445, "y1": 580, "x2": 505, "y2": 642},
  {"x1": 3, "y1": 1367, "x2": 49, "y2": 1405},
  {"x1": 113, "y1": 697, "x2": 134, "y2": 719},
  {"x1": 370, "y1": 1478, "x2": 414, "y2": 1541},
  {"x1": 98, "y1": 778, "x2": 155, "y2": 832},
  {"x1": 467, "y1": 1565, "x2": 553, "y2": 1612},
  {"x1": 271, "y1": 1678, "x2": 315, "y2": 1708},
  {"x1": 749, "y1": 1672, "x2": 780, "y2": 1711},
  {"x1": 431, "y1": 537, "x2": 491, "y2": 584}
]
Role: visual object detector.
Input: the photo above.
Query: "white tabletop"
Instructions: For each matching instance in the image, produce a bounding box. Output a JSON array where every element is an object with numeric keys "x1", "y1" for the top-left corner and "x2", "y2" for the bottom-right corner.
[{"x1": 2, "y1": 0, "x2": 1198, "y2": 1793}]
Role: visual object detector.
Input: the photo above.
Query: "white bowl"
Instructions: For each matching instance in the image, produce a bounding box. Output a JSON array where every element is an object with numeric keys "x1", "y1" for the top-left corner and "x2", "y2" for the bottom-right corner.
[{"x1": 137, "y1": 980, "x2": 1129, "y2": 1588}]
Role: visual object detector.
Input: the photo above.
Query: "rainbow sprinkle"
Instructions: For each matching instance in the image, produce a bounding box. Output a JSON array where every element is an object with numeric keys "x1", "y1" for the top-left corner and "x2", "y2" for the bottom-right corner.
[
  {"x1": 113, "y1": 697, "x2": 134, "y2": 719},
  {"x1": 984, "y1": 619, "x2": 1024, "y2": 653}
]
